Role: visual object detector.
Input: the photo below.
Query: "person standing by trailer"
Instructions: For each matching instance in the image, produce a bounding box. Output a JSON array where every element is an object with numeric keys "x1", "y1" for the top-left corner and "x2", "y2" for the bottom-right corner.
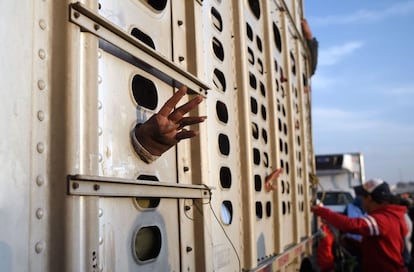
[{"x1": 312, "y1": 179, "x2": 408, "y2": 272}]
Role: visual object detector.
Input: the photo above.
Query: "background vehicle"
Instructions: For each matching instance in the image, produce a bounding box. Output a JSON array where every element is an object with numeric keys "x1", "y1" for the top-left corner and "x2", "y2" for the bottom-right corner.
[
  {"x1": 317, "y1": 191, "x2": 354, "y2": 214},
  {"x1": 0, "y1": 0, "x2": 316, "y2": 271},
  {"x1": 316, "y1": 153, "x2": 366, "y2": 197}
]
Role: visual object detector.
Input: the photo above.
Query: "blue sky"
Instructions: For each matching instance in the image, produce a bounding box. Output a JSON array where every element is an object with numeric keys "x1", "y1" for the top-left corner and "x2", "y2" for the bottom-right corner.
[{"x1": 304, "y1": 0, "x2": 414, "y2": 183}]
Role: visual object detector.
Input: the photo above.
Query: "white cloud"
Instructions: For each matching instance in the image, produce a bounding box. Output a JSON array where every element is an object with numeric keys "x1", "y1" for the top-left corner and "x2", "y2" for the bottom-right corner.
[
  {"x1": 319, "y1": 41, "x2": 365, "y2": 66},
  {"x1": 312, "y1": 1, "x2": 414, "y2": 26}
]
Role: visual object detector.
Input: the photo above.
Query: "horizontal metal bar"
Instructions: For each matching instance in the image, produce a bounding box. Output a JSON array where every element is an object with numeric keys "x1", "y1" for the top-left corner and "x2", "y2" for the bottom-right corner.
[
  {"x1": 69, "y1": 2, "x2": 209, "y2": 96},
  {"x1": 68, "y1": 175, "x2": 211, "y2": 199},
  {"x1": 245, "y1": 235, "x2": 314, "y2": 272}
]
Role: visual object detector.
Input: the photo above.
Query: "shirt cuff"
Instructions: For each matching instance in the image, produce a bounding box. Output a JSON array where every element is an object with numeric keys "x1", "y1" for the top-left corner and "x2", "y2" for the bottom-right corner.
[{"x1": 130, "y1": 126, "x2": 160, "y2": 164}]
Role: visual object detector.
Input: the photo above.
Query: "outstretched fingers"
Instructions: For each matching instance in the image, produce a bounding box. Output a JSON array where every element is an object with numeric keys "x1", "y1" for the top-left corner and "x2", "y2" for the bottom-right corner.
[
  {"x1": 158, "y1": 86, "x2": 188, "y2": 117},
  {"x1": 175, "y1": 129, "x2": 199, "y2": 141},
  {"x1": 168, "y1": 95, "x2": 203, "y2": 123},
  {"x1": 178, "y1": 116, "x2": 207, "y2": 129},
  {"x1": 265, "y1": 168, "x2": 283, "y2": 192}
]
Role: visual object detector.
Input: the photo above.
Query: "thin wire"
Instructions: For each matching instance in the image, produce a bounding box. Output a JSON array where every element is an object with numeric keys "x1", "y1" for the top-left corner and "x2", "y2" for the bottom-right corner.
[{"x1": 194, "y1": 184, "x2": 242, "y2": 272}]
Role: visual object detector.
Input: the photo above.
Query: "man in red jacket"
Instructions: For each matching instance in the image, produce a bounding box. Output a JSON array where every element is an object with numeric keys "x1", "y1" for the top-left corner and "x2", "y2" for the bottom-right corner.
[{"x1": 312, "y1": 179, "x2": 408, "y2": 272}]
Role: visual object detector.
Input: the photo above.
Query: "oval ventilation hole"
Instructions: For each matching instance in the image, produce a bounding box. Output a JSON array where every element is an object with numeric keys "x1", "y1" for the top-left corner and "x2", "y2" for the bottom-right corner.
[
  {"x1": 252, "y1": 122, "x2": 259, "y2": 139},
  {"x1": 220, "y1": 166, "x2": 232, "y2": 188},
  {"x1": 256, "y1": 35, "x2": 262, "y2": 52},
  {"x1": 256, "y1": 201, "x2": 263, "y2": 219},
  {"x1": 253, "y1": 148, "x2": 260, "y2": 165},
  {"x1": 216, "y1": 100, "x2": 228, "y2": 123},
  {"x1": 135, "y1": 175, "x2": 160, "y2": 209},
  {"x1": 274, "y1": 59, "x2": 279, "y2": 73},
  {"x1": 263, "y1": 152, "x2": 269, "y2": 167},
  {"x1": 146, "y1": 0, "x2": 167, "y2": 11},
  {"x1": 133, "y1": 226, "x2": 162, "y2": 262},
  {"x1": 255, "y1": 174, "x2": 262, "y2": 191},
  {"x1": 131, "y1": 28, "x2": 155, "y2": 49},
  {"x1": 211, "y1": 7, "x2": 223, "y2": 32},
  {"x1": 218, "y1": 133, "x2": 230, "y2": 156},
  {"x1": 266, "y1": 201, "x2": 271, "y2": 217},
  {"x1": 290, "y1": 51, "x2": 296, "y2": 75},
  {"x1": 250, "y1": 97, "x2": 258, "y2": 114},
  {"x1": 273, "y1": 22, "x2": 282, "y2": 52},
  {"x1": 213, "y1": 68, "x2": 226, "y2": 92},
  {"x1": 248, "y1": 0, "x2": 261, "y2": 20},
  {"x1": 257, "y1": 58, "x2": 263, "y2": 74},
  {"x1": 221, "y1": 201, "x2": 233, "y2": 225},
  {"x1": 248, "y1": 47, "x2": 255, "y2": 65},
  {"x1": 261, "y1": 104, "x2": 267, "y2": 120},
  {"x1": 132, "y1": 75, "x2": 158, "y2": 110},
  {"x1": 262, "y1": 128, "x2": 268, "y2": 144},
  {"x1": 249, "y1": 72, "x2": 257, "y2": 89},
  {"x1": 260, "y1": 81, "x2": 265, "y2": 97},
  {"x1": 212, "y1": 37, "x2": 224, "y2": 61},
  {"x1": 246, "y1": 22, "x2": 253, "y2": 41}
]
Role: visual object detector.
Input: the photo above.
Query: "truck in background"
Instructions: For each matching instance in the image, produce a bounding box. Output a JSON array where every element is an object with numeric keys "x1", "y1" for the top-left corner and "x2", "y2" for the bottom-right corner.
[
  {"x1": 0, "y1": 0, "x2": 317, "y2": 271},
  {"x1": 315, "y1": 153, "x2": 365, "y2": 213}
]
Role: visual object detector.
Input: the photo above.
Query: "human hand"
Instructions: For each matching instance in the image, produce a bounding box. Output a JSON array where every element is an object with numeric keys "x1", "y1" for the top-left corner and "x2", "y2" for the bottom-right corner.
[
  {"x1": 265, "y1": 168, "x2": 283, "y2": 192},
  {"x1": 311, "y1": 204, "x2": 325, "y2": 215},
  {"x1": 135, "y1": 86, "x2": 206, "y2": 156},
  {"x1": 301, "y1": 19, "x2": 313, "y2": 40}
]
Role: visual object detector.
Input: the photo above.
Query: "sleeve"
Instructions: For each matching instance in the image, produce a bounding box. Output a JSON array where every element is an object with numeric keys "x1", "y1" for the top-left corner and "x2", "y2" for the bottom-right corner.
[
  {"x1": 306, "y1": 38, "x2": 318, "y2": 76},
  {"x1": 130, "y1": 125, "x2": 159, "y2": 164},
  {"x1": 313, "y1": 206, "x2": 376, "y2": 236}
]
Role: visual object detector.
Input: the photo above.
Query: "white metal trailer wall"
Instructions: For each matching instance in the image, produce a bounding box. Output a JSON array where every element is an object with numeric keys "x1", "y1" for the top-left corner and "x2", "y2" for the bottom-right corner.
[{"x1": 0, "y1": 0, "x2": 315, "y2": 271}]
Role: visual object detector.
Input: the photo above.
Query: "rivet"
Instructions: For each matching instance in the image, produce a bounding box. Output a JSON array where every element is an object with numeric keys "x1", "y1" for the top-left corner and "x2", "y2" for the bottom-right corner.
[
  {"x1": 36, "y1": 208, "x2": 44, "y2": 219},
  {"x1": 98, "y1": 208, "x2": 103, "y2": 217},
  {"x1": 97, "y1": 50, "x2": 102, "y2": 59},
  {"x1": 37, "y1": 80, "x2": 46, "y2": 90},
  {"x1": 37, "y1": 111, "x2": 45, "y2": 121},
  {"x1": 39, "y1": 20, "x2": 47, "y2": 30},
  {"x1": 98, "y1": 127, "x2": 103, "y2": 136},
  {"x1": 99, "y1": 236, "x2": 103, "y2": 245},
  {"x1": 177, "y1": 20, "x2": 183, "y2": 26},
  {"x1": 94, "y1": 24, "x2": 100, "y2": 31},
  {"x1": 37, "y1": 142, "x2": 45, "y2": 153},
  {"x1": 98, "y1": 101, "x2": 102, "y2": 110},
  {"x1": 36, "y1": 175, "x2": 44, "y2": 186},
  {"x1": 35, "y1": 241, "x2": 45, "y2": 253},
  {"x1": 98, "y1": 76, "x2": 102, "y2": 84},
  {"x1": 93, "y1": 184, "x2": 100, "y2": 191},
  {"x1": 184, "y1": 205, "x2": 191, "y2": 211},
  {"x1": 73, "y1": 12, "x2": 80, "y2": 19},
  {"x1": 38, "y1": 49, "x2": 46, "y2": 60},
  {"x1": 72, "y1": 182, "x2": 79, "y2": 190},
  {"x1": 186, "y1": 246, "x2": 192, "y2": 252},
  {"x1": 179, "y1": 56, "x2": 185, "y2": 62},
  {"x1": 183, "y1": 166, "x2": 189, "y2": 172},
  {"x1": 98, "y1": 154, "x2": 102, "y2": 162}
]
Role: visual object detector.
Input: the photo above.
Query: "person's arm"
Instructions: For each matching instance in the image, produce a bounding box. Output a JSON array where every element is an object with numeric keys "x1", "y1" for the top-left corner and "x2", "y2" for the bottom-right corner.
[
  {"x1": 306, "y1": 38, "x2": 318, "y2": 76},
  {"x1": 264, "y1": 168, "x2": 283, "y2": 191},
  {"x1": 131, "y1": 86, "x2": 206, "y2": 163},
  {"x1": 301, "y1": 19, "x2": 318, "y2": 76},
  {"x1": 312, "y1": 205, "x2": 374, "y2": 236}
]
